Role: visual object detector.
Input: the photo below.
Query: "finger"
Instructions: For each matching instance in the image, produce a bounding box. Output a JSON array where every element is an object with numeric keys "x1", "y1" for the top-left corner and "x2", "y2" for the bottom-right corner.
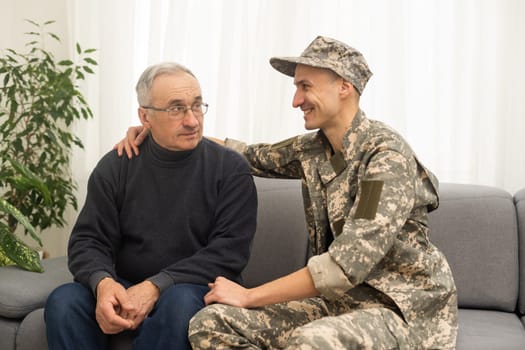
[
  {"x1": 116, "y1": 144, "x2": 123, "y2": 157},
  {"x1": 105, "y1": 315, "x2": 133, "y2": 333},
  {"x1": 123, "y1": 141, "x2": 134, "y2": 159},
  {"x1": 204, "y1": 290, "x2": 217, "y2": 306},
  {"x1": 135, "y1": 128, "x2": 148, "y2": 147},
  {"x1": 98, "y1": 304, "x2": 132, "y2": 334}
]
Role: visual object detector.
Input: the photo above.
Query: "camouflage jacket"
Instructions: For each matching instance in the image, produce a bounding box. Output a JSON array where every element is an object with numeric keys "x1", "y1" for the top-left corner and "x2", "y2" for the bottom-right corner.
[{"x1": 225, "y1": 109, "x2": 457, "y2": 333}]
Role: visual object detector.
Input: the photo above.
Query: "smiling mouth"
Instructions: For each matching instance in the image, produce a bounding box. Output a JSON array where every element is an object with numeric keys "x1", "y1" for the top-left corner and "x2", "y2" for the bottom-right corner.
[{"x1": 302, "y1": 108, "x2": 314, "y2": 116}]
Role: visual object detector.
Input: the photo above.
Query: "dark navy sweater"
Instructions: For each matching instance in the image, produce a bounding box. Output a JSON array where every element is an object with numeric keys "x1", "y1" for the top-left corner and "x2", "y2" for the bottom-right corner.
[{"x1": 68, "y1": 136, "x2": 258, "y2": 293}]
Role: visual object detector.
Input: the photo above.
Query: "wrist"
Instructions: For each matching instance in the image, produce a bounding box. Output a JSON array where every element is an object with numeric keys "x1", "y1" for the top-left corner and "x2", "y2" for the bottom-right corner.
[
  {"x1": 144, "y1": 279, "x2": 160, "y2": 297},
  {"x1": 245, "y1": 287, "x2": 260, "y2": 308},
  {"x1": 96, "y1": 276, "x2": 114, "y2": 297}
]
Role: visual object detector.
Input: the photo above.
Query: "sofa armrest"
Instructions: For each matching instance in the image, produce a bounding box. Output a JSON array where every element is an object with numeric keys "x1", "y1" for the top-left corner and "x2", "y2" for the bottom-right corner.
[{"x1": 0, "y1": 256, "x2": 72, "y2": 318}]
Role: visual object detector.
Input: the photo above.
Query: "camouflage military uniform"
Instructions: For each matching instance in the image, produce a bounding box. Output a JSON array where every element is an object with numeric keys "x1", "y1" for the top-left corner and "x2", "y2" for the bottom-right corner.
[{"x1": 189, "y1": 109, "x2": 457, "y2": 349}]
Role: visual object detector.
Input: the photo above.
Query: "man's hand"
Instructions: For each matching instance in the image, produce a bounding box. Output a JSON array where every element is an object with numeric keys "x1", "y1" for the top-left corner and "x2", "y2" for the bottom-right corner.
[
  {"x1": 114, "y1": 126, "x2": 149, "y2": 159},
  {"x1": 124, "y1": 280, "x2": 160, "y2": 329},
  {"x1": 204, "y1": 276, "x2": 252, "y2": 307},
  {"x1": 95, "y1": 278, "x2": 135, "y2": 334}
]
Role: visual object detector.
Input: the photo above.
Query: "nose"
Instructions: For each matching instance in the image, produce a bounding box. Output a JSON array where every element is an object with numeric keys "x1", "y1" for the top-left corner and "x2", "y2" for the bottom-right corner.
[
  {"x1": 182, "y1": 109, "x2": 200, "y2": 127},
  {"x1": 292, "y1": 88, "x2": 304, "y2": 108}
]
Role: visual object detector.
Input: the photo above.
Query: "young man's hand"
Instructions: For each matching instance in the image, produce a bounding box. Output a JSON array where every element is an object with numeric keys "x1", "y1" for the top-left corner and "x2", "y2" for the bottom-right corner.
[{"x1": 114, "y1": 126, "x2": 149, "y2": 158}]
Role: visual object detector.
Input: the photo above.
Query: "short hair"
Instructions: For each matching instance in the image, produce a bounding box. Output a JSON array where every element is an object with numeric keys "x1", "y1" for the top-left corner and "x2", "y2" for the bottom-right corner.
[{"x1": 136, "y1": 62, "x2": 196, "y2": 106}]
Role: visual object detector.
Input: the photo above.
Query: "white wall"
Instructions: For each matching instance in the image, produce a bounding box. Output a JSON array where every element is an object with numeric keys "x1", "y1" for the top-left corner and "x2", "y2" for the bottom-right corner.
[{"x1": 1, "y1": 0, "x2": 72, "y2": 259}]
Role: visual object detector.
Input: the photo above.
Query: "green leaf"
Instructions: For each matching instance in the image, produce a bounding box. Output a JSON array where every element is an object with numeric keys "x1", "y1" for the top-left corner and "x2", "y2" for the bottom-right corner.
[
  {"x1": 24, "y1": 19, "x2": 39, "y2": 27},
  {"x1": 0, "y1": 248, "x2": 16, "y2": 267},
  {"x1": 7, "y1": 158, "x2": 52, "y2": 204},
  {"x1": 58, "y1": 60, "x2": 74, "y2": 66},
  {"x1": 0, "y1": 224, "x2": 44, "y2": 272},
  {"x1": 0, "y1": 199, "x2": 43, "y2": 246},
  {"x1": 83, "y1": 65, "x2": 94, "y2": 74},
  {"x1": 84, "y1": 57, "x2": 98, "y2": 65},
  {"x1": 76, "y1": 43, "x2": 81, "y2": 54},
  {"x1": 84, "y1": 48, "x2": 97, "y2": 54},
  {"x1": 43, "y1": 20, "x2": 56, "y2": 25},
  {"x1": 49, "y1": 33, "x2": 61, "y2": 42}
]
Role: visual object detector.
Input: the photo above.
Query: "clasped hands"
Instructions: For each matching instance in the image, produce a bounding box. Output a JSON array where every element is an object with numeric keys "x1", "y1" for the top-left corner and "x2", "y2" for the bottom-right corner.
[{"x1": 95, "y1": 278, "x2": 159, "y2": 334}]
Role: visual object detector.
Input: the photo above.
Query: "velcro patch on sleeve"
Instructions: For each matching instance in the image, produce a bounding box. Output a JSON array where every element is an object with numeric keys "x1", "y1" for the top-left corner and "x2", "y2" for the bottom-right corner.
[{"x1": 354, "y1": 180, "x2": 384, "y2": 220}]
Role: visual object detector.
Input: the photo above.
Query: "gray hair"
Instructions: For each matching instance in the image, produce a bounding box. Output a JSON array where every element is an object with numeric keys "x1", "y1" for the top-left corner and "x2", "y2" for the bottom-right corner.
[{"x1": 135, "y1": 62, "x2": 196, "y2": 106}]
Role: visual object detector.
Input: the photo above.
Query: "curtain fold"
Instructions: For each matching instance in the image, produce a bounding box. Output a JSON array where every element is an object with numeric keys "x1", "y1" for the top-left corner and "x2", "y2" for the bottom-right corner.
[{"x1": 69, "y1": 0, "x2": 525, "y2": 197}]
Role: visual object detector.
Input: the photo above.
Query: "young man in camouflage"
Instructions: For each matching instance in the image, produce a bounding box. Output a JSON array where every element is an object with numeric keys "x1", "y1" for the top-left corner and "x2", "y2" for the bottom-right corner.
[{"x1": 118, "y1": 36, "x2": 458, "y2": 349}]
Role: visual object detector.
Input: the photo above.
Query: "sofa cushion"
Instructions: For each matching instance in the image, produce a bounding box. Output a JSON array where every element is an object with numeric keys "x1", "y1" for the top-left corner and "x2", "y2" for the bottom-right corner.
[
  {"x1": 241, "y1": 177, "x2": 309, "y2": 288},
  {"x1": 0, "y1": 317, "x2": 18, "y2": 350},
  {"x1": 514, "y1": 188, "x2": 525, "y2": 315},
  {"x1": 457, "y1": 309, "x2": 525, "y2": 349},
  {"x1": 0, "y1": 256, "x2": 72, "y2": 318},
  {"x1": 429, "y1": 183, "x2": 519, "y2": 312},
  {"x1": 16, "y1": 308, "x2": 48, "y2": 350}
]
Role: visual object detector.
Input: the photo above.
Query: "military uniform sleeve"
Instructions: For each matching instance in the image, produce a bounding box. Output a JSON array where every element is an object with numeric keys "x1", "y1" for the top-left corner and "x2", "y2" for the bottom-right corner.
[
  {"x1": 308, "y1": 149, "x2": 417, "y2": 299},
  {"x1": 225, "y1": 137, "x2": 303, "y2": 179}
]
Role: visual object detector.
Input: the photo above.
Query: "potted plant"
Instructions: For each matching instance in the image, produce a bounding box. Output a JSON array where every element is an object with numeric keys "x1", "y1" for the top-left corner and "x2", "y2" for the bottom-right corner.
[{"x1": 0, "y1": 20, "x2": 97, "y2": 272}]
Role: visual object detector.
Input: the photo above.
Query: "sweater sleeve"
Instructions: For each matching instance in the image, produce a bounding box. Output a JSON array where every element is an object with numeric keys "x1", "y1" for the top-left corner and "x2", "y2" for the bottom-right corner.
[{"x1": 67, "y1": 152, "x2": 122, "y2": 291}]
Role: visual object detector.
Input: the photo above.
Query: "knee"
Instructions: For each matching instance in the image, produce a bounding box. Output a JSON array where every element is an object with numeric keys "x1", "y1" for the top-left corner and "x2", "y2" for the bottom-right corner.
[
  {"x1": 189, "y1": 304, "x2": 222, "y2": 328},
  {"x1": 44, "y1": 283, "x2": 92, "y2": 322},
  {"x1": 287, "y1": 317, "x2": 349, "y2": 350},
  {"x1": 163, "y1": 283, "x2": 207, "y2": 304},
  {"x1": 188, "y1": 305, "x2": 225, "y2": 347},
  {"x1": 152, "y1": 284, "x2": 208, "y2": 324},
  {"x1": 189, "y1": 304, "x2": 230, "y2": 337}
]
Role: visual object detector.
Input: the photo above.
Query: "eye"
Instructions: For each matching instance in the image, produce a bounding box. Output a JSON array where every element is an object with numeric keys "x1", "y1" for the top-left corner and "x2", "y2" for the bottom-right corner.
[{"x1": 170, "y1": 105, "x2": 186, "y2": 113}]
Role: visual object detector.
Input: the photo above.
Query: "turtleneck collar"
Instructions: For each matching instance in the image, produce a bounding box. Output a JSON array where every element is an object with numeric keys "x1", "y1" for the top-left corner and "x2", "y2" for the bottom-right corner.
[{"x1": 146, "y1": 135, "x2": 201, "y2": 167}]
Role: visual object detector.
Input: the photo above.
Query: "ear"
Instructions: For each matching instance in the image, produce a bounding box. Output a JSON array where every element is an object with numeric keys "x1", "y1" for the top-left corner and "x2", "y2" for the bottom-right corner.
[
  {"x1": 138, "y1": 107, "x2": 152, "y2": 129},
  {"x1": 339, "y1": 80, "x2": 355, "y2": 98}
]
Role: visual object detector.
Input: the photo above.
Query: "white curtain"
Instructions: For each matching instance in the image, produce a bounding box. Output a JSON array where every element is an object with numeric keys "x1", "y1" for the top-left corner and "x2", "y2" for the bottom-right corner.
[{"x1": 69, "y1": 0, "x2": 525, "y2": 202}]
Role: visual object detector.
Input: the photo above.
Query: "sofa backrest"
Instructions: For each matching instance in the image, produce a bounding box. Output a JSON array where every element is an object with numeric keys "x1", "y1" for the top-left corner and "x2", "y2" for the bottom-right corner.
[
  {"x1": 243, "y1": 178, "x2": 521, "y2": 314},
  {"x1": 513, "y1": 188, "x2": 525, "y2": 315},
  {"x1": 241, "y1": 177, "x2": 309, "y2": 288},
  {"x1": 429, "y1": 183, "x2": 519, "y2": 312}
]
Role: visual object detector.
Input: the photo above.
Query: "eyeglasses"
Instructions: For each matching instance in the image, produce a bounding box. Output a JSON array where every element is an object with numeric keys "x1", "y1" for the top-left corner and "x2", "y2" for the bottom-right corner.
[{"x1": 141, "y1": 102, "x2": 209, "y2": 120}]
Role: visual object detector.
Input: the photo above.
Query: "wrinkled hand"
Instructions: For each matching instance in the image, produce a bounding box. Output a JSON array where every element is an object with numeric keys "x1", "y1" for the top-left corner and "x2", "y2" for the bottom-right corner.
[
  {"x1": 204, "y1": 276, "x2": 251, "y2": 307},
  {"x1": 123, "y1": 280, "x2": 160, "y2": 329},
  {"x1": 114, "y1": 126, "x2": 149, "y2": 158},
  {"x1": 95, "y1": 278, "x2": 135, "y2": 334}
]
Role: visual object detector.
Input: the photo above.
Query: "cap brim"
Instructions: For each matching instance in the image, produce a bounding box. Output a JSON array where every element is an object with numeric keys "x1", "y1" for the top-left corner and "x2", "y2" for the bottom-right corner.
[
  {"x1": 269, "y1": 56, "x2": 302, "y2": 77},
  {"x1": 270, "y1": 56, "x2": 341, "y2": 78}
]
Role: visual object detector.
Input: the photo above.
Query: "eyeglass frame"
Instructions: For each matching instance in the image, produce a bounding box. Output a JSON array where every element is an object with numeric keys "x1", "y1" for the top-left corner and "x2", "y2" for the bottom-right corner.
[{"x1": 141, "y1": 102, "x2": 209, "y2": 120}]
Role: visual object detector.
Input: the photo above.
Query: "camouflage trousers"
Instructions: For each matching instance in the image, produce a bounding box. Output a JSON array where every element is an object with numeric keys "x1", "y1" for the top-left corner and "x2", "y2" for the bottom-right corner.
[{"x1": 189, "y1": 284, "x2": 416, "y2": 349}]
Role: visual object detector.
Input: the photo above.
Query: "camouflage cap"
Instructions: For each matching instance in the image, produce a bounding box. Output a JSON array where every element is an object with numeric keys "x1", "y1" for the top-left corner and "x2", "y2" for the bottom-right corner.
[{"x1": 269, "y1": 36, "x2": 373, "y2": 95}]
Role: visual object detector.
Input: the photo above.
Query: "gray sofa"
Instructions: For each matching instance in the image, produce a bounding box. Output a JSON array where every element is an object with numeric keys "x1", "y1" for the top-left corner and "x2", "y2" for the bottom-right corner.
[{"x1": 1, "y1": 177, "x2": 525, "y2": 349}]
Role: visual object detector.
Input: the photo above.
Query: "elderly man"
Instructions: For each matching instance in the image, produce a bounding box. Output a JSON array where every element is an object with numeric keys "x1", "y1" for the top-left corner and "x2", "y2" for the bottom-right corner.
[
  {"x1": 118, "y1": 36, "x2": 458, "y2": 349},
  {"x1": 44, "y1": 62, "x2": 257, "y2": 350}
]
